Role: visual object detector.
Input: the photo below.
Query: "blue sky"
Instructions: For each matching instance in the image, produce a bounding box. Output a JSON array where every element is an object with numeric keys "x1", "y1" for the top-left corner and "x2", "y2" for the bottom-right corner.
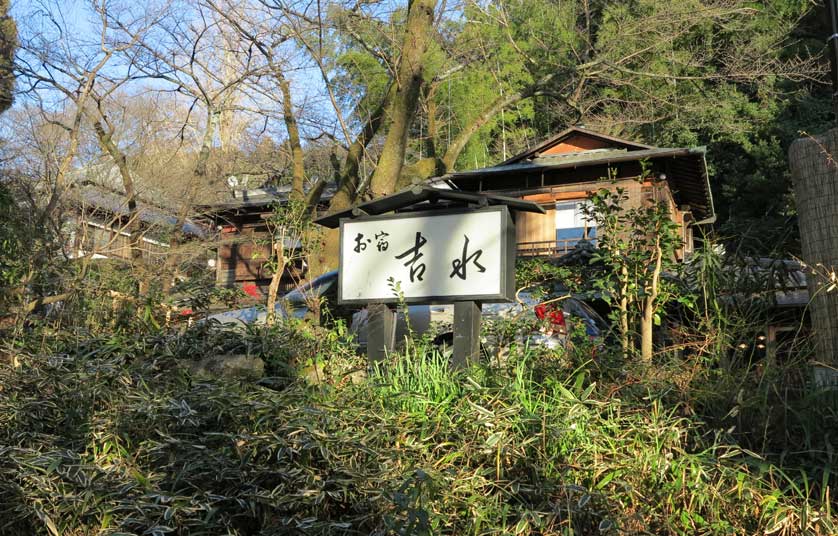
[{"x1": 11, "y1": 0, "x2": 347, "y2": 147}]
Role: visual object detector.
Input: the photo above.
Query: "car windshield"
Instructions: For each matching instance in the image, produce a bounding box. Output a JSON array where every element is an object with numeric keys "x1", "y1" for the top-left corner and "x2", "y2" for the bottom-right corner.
[
  {"x1": 564, "y1": 299, "x2": 609, "y2": 332},
  {"x1": 283, "y1": 271, "x2": 337, "y2": 305},
  {"x1": 516, "y1": 287, "x2": 608, "y2": 331}
]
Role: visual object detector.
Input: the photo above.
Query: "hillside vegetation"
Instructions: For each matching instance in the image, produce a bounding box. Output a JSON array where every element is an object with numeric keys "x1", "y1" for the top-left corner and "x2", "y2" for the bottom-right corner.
[{"x1": 1, "y1": 319, "x2": 834, "y2": 535}]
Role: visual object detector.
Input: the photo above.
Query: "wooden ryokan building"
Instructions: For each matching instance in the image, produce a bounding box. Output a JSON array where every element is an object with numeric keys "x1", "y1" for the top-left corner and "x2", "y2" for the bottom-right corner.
[
  {"x1": 436, "y1": 126, "x2": 715, "y2": 260},
  {"x1": 198, "y1": 186, "x2": 332, "y2": 296},
  {"x1": 203, "y1": 127, "x2": 714, "y2": 293}
]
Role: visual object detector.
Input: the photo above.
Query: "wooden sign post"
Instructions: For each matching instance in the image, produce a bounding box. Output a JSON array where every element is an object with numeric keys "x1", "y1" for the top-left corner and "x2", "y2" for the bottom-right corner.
[
  {"x1": 452, "y1": 300, "x2": 481, "y2": 368},
  {"x1": 366, "y1": 303, "x2": 396, "y2": 363},
  {"x1": 337, "y1": 206, "x2": 515, "y2": 367},
  {"x1": 313, "y1": 186, "x2": 544, "y2": 369}
]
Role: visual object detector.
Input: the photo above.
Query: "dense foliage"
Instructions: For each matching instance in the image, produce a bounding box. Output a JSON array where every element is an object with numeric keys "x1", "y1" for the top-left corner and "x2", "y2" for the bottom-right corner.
[
  {"x1": 0, "y1": 290, "x2": 835, "y2": 535},
  {"x1": 0, "y1": 0, "x2": 15, "y2": 113},
  {"x1": 425, "y1": 0, "x2": 831, "y2": 253}
]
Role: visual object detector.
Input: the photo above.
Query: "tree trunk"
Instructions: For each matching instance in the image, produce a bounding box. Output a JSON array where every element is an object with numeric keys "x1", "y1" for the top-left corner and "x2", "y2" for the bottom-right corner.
[
  {"x1": 789, "y1": 130, "x2": 838, "y2": 368},
  {"x1": 439, "y1": 76, "x2": 554, "y2": 172},
  {"x1": 640, "y1": 302, "x2": 654, "y2": 362},
  {"x1": 91, "y1": 118, "x2": 143, "y2": 265},
  {"x1": 396, "y1": 72, "x2": 560, "y2": 185},
  {"x1": 328, "y1": 84, "x2": 394, "y2": 213},
  {"x1": 40, "y1": 111, "x2": 83, "y2": 226},
  {"x1": 422, "y1": 83, "x2": 438, "y2": 159},
  {"x1": 280, "y1": 77, "x2": 305, "y2": 200},
  {"x1": 619, "y1": 265, "x2": 629, "y2": 360},
  {"x1": 640, "y1": 236, "x2": 663, "y2": 362},
  {"x1": 0, "y1": 0, "x2": 16, "y2": 115},
  {"x1": 161, "y1": 108, "x2": 221, "y2": 293},
  {"x1": 367, "y1": 0, "x2": 437, "y2": 198},
  {"x1": 266, "y1": 239, "x2": 286, "y2": 326},
  {"x1": 195, "y1": 108, "x2": 219, "y2": 180},
  {"x1": 312, "y1": 86, "x2": 396, "y2": 276},
  {"x1": 397, "y1": 156, "x2": 445, "y2": 189}
]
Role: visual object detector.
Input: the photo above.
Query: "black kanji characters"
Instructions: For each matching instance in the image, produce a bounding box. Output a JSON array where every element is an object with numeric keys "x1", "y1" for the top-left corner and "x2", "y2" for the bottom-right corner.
[
  {"x1": 394, "y1": 231, "x2": 427, "y2": 282},
  {"x1": 353, "y1": 232, "x2": 371, "y2": 253},
  {"x1": 375, "y1": 231, "x2": 390, "y2": 252},
  {"x1": 450, "y1": 235, "x2": 485, "y2": 280}
]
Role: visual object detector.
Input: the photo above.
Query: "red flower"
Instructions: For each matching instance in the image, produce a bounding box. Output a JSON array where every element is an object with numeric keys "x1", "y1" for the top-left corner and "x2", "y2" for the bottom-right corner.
[
  {"x1": 535, "y1": 303, "x2": 566, "y2": 330},
  {"x1": 179, "y1": 309, "x2": 193, "y2": 316},
  {"x1": 242, "y1": 283, "x2": 260, "y2": 297}
]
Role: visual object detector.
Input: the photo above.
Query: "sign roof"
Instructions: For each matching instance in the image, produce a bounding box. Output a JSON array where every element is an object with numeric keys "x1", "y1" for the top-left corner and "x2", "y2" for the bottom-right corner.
[{"x1": 315, "y1": 185, "x2": 544, "y2": 229}]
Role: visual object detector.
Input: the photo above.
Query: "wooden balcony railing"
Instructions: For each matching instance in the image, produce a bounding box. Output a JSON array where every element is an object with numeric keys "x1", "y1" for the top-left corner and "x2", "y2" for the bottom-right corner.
[{"x1": 517, "y1": 238, "x2": 594, "y2": 258}]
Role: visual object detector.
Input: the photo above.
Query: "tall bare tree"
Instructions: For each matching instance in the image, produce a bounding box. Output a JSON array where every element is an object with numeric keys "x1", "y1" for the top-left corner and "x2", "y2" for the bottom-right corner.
[
  {"x1": 15, "y1": 0, "x2": 162, "y2": 263},
  {"x1": 203, "y1": 0, "x2": 309, "y2": 200}
]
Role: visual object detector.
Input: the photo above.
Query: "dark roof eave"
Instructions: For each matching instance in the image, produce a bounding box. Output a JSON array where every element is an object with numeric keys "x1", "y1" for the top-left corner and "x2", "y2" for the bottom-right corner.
[
  {"x1": 439, "y1": 146, "x2": 715, "y2": 222},
  {"x1": 197, "y1": 191, "x2": 335, "y2": 214},
  {"x1": 195, "y1": 199, "x2": 278, "y2": 212},
  {"x1": 314, "y1": 185, "x2": 545, "y2": 229},
  {"x1": 685, "y1": 151, "x2": 715, "y2": 224},
  {"x1": 76, "y1": 187, "x2": 208, "y2": 238},
  {"x1": 446, "y1": 147, "x2": 703, "y2": 178}
]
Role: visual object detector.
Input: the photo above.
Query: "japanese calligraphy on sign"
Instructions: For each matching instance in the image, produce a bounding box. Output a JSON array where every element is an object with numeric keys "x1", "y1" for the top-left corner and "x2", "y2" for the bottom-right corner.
[{"x1": 338, "y1": 207, "x2": 515, "y2": 304}]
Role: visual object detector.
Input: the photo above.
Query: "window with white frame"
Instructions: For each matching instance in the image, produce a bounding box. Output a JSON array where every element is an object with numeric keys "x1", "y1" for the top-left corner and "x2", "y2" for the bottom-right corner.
[{"x1": 555, "y1": 200, "x2": 596, "y2": 246}]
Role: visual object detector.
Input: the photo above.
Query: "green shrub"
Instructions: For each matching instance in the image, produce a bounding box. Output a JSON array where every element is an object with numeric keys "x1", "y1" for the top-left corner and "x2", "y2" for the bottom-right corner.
[{"x1": 0, "y1": 336, "x2": 832, "y2": 535}]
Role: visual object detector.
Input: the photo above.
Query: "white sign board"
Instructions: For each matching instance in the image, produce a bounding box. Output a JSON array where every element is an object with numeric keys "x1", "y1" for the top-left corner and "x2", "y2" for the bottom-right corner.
[{"x1": 338, "y1": 206, "x2": 515, "y2": 304}]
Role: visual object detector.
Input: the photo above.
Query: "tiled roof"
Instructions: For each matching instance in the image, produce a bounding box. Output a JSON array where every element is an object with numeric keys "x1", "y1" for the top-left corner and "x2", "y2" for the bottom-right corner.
[{"x1": 75, "y1": 184, "x2": 207, "y2": 238}]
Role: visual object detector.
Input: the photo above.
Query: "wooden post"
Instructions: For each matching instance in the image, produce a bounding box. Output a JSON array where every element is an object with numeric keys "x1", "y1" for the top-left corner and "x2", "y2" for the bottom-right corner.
[
  {"x1": 367, "y1": 303, "x2": 396, "y2": 364},
  {"x1": 789, "y1": 130, "x2": 838, "y2": 369},
  {"x1": 452, "y1": 301, "x2": 481, "y2": 369},
  {"x1": 765, "y1": 324, "x2": 778, "y2": 368},
  {"x1": 827, "y1": 0, "x2": 838, "y2": 123}
]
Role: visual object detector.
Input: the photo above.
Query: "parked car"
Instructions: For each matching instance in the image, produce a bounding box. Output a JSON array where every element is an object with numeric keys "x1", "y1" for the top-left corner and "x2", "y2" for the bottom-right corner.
[
  {"x1": 204, "y1": 271, "x2": 434, "y2": 341},
  {"x1": 205, "y1": 271, "x2": 608, "y2": 352}
]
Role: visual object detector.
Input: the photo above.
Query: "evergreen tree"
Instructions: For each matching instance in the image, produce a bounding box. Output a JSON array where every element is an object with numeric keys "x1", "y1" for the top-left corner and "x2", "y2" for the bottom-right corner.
[{"x1": 0, "y1": 0, "x2": 16, "y2": 114}]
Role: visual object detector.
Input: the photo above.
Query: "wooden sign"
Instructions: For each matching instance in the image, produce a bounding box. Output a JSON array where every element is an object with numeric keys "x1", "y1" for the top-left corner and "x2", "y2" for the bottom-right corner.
[{"x1": 338, "y1": 206, "x2": 515, "y2": 305}]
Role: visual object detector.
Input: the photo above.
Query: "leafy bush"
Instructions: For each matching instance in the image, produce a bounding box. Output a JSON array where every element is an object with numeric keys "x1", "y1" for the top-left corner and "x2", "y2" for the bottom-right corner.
[
  {"x1": 0, "y1": 182, "x2": 67, "y2": 322},
  {"x1": 1, "y1": 240, "x2": 832, "y2": 534},
  {"x1": 0, "y1": 337, "x2": 833, "y2": 535},
  {"x1": 516, "y1": 258, "x2": 579, "y2": 291}
]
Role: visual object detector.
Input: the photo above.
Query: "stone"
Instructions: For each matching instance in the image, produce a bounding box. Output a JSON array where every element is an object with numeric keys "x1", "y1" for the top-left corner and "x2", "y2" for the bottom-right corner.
[
  {"x1": 300, "y1": 362, "x2": 368, "y2": 386},
  {"x1": 189, "y1": 354, "x2": 265, "y2": 381}
]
